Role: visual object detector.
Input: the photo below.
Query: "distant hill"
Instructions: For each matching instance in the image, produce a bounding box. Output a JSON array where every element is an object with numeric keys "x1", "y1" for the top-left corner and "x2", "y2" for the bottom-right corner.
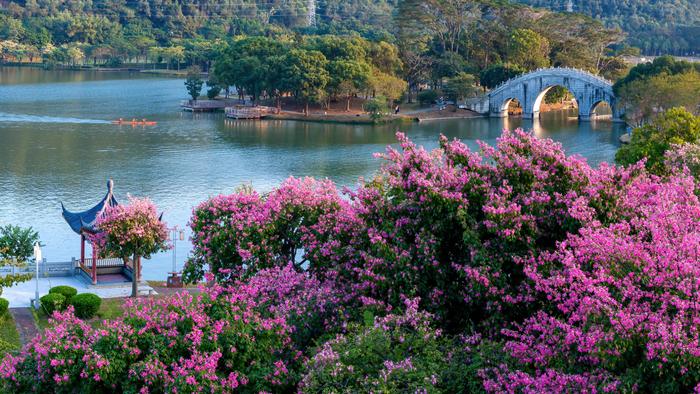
[{"x1": 513, "y1": 0, "x2": 700, "y2": 55}]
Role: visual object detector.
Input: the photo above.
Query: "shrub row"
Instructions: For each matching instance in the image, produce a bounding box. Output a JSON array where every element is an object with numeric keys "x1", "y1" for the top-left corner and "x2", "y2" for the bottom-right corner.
[{"x1": 39, "y1": 286, "x2": 100, "y2": 319}]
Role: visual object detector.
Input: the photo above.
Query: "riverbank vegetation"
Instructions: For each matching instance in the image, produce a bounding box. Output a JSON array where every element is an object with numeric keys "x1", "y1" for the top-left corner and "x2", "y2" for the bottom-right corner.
[
  {"x1": 4, "y1": 128, "x2": 700, "y2": 392},
  {"x1": 0, "y1": 0, "x2": 626, "y2": 101},
  {"x1": 616, "y1": 107, "x2": 700, "y2": 174},
  {"x1": 514, "y1": 0, "x2": 700, "y2": 56},
  {"x1": 614, "y1": 56, "x2": 700, "y2": 125}
]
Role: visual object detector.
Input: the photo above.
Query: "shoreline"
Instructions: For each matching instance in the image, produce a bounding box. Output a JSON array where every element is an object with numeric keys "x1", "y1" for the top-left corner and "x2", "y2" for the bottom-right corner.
[
  {"x1": 265, "y1": 112, "x2": 413, "y2": 125},
  {"x1": 1, "y1": 62, "x2": 191, "y2": 76}
]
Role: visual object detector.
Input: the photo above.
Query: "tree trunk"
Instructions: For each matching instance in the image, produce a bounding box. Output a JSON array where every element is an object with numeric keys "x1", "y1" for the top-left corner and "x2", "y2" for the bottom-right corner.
[
  {"x1": 131, "y1": 253, "x2": 139, "y2": 297},
  {"x1": 346, "y1": 96, "x2": 351, "y2": 112},
  {"x1": 305, "y1": 101, "x2": 309, "y2": 116}
]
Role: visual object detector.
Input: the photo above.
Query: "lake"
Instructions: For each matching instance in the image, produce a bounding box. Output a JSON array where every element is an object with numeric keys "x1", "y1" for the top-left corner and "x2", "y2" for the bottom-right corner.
[{"x1": 0, "y1": 66, "x2": 626, "y2": 279}]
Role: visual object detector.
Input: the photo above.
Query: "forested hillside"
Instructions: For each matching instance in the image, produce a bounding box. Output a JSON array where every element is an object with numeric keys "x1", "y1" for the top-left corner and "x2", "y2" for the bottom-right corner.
[{"x1": 514, "y1": 0, "x2": 700, "y2": 55}]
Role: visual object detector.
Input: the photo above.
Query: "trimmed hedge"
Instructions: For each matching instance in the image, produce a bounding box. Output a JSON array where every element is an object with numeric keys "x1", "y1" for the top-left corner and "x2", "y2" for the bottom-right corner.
[
  {"x1": 49, "y1": 286, "x2": 77, "y2": 301},
  {"x1": 0, "y1": 298, "x2": 8, "y2": 316},
  {"x1": 68, "y1": 293, "x2": 101, "y2": 319},
  {"x1": 40, "y1": 293, "x2": 65, "y2": 316}
]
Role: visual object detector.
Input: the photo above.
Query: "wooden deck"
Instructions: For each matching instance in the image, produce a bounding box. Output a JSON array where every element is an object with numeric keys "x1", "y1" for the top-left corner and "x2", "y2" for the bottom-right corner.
[{"x1": 181, "y1": 99, "x2": 251, "y2": 112}]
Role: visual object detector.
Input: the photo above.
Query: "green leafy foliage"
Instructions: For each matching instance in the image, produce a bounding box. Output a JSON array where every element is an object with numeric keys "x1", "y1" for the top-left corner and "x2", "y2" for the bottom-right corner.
[
  {"x1": 40, "y1": 293, "x2": 65, "y2": 316},
  {"x1": 184, "y1": 66, "x2": 204, "y2": 101},
  {"x1": 0, "y1": 298, "x2": 8, "y2": 316},
  {"x1": 616, "y1": 107, "x2": 700, "y2": 174},
  {"x1": 48, "y1": 286, "x2": 77, "y2": 302},
  {"x1": 364, "y1": 97, "x2": 388, "y2": 122},
  {"x1": 417, "y1": 90, "x2": 439, "y2": 106},
  {"x1": 507, "y1": 28, "x2": 550, "y2": 70},
  {"x1": 301, "y1": 300, "x2": 454, "y2": 393},
  {"x1": 515, "y1": 0, "x2": 700, "y2": 55},
  {"x1": 443, "y1": 72, "x2": 478, "y2": 102},
  {"x1": 68, "y1": 293, "x2": 101, "y2": 319},
  {"x1": 614, "y1": 56, "x2": 700, "y2": 123},
  {"x1": 0, "y1": 225, "x2": 39, "y2": 297},
  {"x1": 479, "y1": 63, "x2": 526, "y2": 89}
]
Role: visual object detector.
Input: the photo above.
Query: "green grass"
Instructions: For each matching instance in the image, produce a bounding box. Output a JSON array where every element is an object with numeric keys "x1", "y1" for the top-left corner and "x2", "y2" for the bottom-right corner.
[
  {"x1": 147, "y1": 280, "x2": 201, "y2": 289},
  {"x1": 94, "y1": 297, "x2": 125, "y2": 323},
  {"x1": 0, "y1": 313, "x2": 22, "y2": 356},
  {"x1": 33, "y1": 297, "x2": 127, "y2": 329}
]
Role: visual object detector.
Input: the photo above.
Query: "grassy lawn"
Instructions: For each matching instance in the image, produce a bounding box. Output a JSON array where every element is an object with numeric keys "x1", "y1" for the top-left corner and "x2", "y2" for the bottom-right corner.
[
  {"x1": 147, "y1": 280, "x2": 200, "y2": 289},
  {"x1": 33, "y1": 297, "x2": 127, "y2": 330},
  {"x1": 0, "y1": 313, "x2": 22, "y2": 356}
]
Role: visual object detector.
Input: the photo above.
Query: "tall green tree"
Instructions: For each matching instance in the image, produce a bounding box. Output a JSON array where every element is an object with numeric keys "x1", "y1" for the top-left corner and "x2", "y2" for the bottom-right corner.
[
  {"x1": 0, "y1": 225, "x2": 39, "y2": 297},
  {"x1": 279, "y1": 49, "x2": 330, "y2": 115},
  {"x1": 443, "y1": 72, "x2": 478, "y2": 103},
  {"x1": 616, "y1": 107, "x2": 700, "y2": 174},
  {"x1": 184, "y1": 66, "x2": 204, "y2": 101},
  {"x1": 479, "y1": 63, "x2": 525, "y2": 89},
  {"x1": 507, "y1": 28, "x2": 550, "y2": 70},
  {"x1": 328, "y1": 60, "x2": 372, "y2": 111}
]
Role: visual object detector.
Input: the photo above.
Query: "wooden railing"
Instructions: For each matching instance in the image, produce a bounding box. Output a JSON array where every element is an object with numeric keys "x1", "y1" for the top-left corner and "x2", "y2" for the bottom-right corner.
[{"x1": 78, "y1": 257, "x2": 124, "y2": 276}]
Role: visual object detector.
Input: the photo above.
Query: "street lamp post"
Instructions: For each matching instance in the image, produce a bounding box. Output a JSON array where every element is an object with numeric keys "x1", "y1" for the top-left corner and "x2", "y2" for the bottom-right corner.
[
  {"x1": 167, "y1": 227, "x2": 185, "y2": 288},
  {"x1": 33, "y1": 242, "x2": 42, "y2": 310}
]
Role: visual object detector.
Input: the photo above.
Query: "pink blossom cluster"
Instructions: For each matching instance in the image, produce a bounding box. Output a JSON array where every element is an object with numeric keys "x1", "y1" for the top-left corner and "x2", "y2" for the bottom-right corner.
[
  {"x1": 184, "y1": 177, "x2": 358, "y2": 283},
  {"x1": 90, "y1": 195, "x2": 170, "y2": 259},
  {"x1": 486, "y1": 172, "x2": 700, "y2": 392}
]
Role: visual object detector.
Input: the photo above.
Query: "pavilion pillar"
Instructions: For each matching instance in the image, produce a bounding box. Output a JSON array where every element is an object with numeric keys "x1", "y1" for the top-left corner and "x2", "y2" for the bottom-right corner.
[
  {"x1": 91, "y1": 244, "x2": 97, "y2": 285},
  {"x1": 80, "y1": 234, "x2": 85, "y2": 267}
]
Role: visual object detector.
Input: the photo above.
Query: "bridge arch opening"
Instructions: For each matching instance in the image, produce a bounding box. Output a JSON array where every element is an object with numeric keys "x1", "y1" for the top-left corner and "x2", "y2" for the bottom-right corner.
[
  {"x1": 590, "y1": 100, "x2": 613, "y2": 120},
  {"x1": 499, "y1": 98, "x2": 523, "y2": 117},
  {"x1": 532, "y1": 85, "x2": 578, "y2": 118}
]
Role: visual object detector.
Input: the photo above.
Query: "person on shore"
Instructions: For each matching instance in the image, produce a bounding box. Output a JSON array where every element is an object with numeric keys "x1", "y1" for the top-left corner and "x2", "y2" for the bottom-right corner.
[{"x1": 395, "y1": 105, "x2": 400, "y2": 114}]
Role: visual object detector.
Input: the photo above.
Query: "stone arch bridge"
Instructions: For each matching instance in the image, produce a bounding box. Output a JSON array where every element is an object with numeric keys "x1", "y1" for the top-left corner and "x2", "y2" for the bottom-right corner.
[{"x1": 468, "y1": 67, "x2": 623, "y2": 121}]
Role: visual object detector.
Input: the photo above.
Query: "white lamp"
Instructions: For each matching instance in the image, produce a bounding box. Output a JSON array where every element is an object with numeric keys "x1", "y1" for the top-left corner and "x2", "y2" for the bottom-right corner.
[{"x1": 33, "y1": 242, "x2": 42, "y2": 310}]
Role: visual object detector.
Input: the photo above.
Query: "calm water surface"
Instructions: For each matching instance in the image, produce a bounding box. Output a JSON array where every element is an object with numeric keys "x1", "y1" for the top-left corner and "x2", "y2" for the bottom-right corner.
[{"x1": 0, "y1": 66, "x2": 625, "y2": 279}]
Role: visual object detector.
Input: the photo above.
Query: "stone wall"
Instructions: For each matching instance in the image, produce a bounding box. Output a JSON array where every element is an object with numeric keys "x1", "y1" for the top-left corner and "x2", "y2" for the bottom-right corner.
[{"x1": 0, "y1": 259, "x2": 75, "y2": 278}]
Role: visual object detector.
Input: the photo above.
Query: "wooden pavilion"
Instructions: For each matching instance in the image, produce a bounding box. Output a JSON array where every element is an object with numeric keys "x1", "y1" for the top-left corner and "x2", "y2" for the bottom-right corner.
[{"x1": 61, "y1": 180, "x2": 135, "y2": 285}]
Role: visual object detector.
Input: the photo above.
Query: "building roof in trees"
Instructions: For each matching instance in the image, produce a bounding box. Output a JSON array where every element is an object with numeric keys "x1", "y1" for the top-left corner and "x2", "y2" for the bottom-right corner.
[{"x1": 61, "y1": 180, "x2": 118, "y2": 235}]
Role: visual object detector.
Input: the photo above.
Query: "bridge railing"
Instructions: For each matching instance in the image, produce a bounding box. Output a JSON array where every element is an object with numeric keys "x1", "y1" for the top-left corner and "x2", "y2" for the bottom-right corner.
[{"x1": 489, "y1": 67, "x2": 613, "y2": 94}]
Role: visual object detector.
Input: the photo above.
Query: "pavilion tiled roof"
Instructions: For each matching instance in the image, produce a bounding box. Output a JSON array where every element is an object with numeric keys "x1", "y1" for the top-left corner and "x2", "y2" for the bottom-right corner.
[{"x1": 61, "y1": 180, "x2": 118, "y2": 235}]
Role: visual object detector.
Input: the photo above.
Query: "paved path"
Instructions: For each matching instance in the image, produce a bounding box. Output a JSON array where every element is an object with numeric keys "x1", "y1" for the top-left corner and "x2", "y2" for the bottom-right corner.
[
  {"x1": 10, "y1": 308, "x2": 39, "y2": 346},
  {"x1": 4, "y1": 277, "x2": 155, "y2": 308}
]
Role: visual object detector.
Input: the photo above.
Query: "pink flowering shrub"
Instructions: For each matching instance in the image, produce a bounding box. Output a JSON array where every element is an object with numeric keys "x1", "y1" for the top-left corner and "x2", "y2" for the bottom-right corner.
[
  {"x1": 343, "y1": 130, "x2": 637, "y2": 331},
  {"x1": 664, "y1": 142, "x2": 700, "y2": 177},
  {"x1": 90, "y1": 196, "x2": 169, "y2": 296},
  {"x1": 91, "y1": 195, "x2": 169, "y2": 260},
  {"x1": 185, "y1": 130, "x2": 637, "y2": 333},
  {"x1": 0, "y1": 274, "x2": 312, "y2": 393},
  {"x1": 484, "y1": 173, "x2": 700, "y2": 392},
  {"x1": 236, "y1": 264, "x2": 346, "y2": 349},
  {"x1": 184, "y1": 178, "x2": 357, "y2": 283}
]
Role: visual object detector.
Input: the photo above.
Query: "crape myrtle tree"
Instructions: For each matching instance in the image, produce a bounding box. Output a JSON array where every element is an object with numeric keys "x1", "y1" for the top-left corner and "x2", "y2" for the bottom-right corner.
[
  {"x1": 90, "y1": 196, "x2": 169, "y2": 297},
  {"x1": 0, "y1": 225, "x2": 39, "y2": 296}
]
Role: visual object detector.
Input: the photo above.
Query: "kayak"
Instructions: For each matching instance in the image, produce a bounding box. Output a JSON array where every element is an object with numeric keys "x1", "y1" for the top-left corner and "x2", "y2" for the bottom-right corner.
[{"x1": 111, "y1": 120, "x2": 157, "y2": 125}]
